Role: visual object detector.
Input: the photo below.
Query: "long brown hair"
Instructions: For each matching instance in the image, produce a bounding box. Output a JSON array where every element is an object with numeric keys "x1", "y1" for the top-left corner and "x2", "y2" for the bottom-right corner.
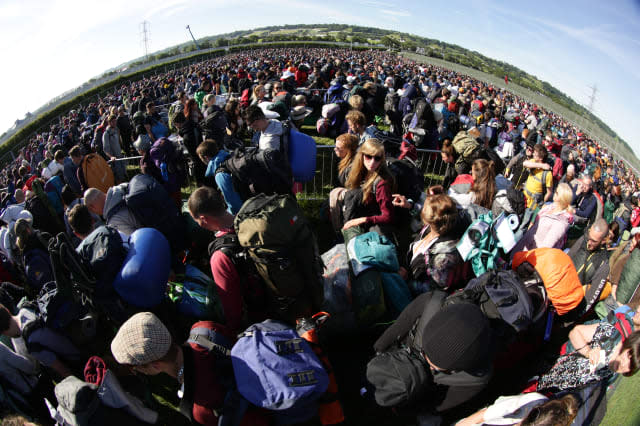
[
  {"x1": 470, "y1": 159, "x2": 496, "y2": 209},
  {"x1": 346, "y1": 139, "x2": 394, "y2": 203},
  {"x1": 336, "y1": 133, "x2": 359, "y2": 177}
]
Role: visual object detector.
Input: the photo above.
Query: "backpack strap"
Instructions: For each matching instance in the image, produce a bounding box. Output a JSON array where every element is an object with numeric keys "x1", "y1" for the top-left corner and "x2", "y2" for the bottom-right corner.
[
  {"x1": 187, "y1": 327, "x2": 232, "y2": 357},
  {"x1": 410, "y1": 290, "x2": 447, "y2": 350}
]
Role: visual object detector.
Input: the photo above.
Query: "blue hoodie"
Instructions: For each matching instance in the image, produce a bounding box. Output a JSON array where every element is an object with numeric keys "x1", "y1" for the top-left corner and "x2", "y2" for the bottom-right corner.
[{"x1": 207, "y1": 150, "x2": 243, "y2": 215}]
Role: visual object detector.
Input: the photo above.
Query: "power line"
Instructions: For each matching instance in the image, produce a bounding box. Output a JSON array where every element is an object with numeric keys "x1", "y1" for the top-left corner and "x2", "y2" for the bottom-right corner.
[{"x1": 140, "y1": 21, "x2": 151, "y2": 62}]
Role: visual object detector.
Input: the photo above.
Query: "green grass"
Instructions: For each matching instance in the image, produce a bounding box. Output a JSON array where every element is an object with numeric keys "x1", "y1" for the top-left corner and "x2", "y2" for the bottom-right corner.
[{"x1": 601, "y1": 374, "x2": 640, "y2": 426}]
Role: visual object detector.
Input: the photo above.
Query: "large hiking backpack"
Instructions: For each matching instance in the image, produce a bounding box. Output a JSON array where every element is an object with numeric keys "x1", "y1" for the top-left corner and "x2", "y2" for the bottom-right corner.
[
  {"x1": 231, "y1": 320, "x2": 329, "y2": 423},
  {"x1": 218, "y1": 147, "x2": 293, "y2": 202},
  {"x1": 26, "y1": 180, "x2": 65, "y2": 235},
  {"x1": 476, "y1": 146, "x2": 506, "y2": 176},
  {"x1": 79, "y1": 153, "x2": 115, "y2": 193},
  {"x1": 202, "y1": 108, "x2": 228, "y2": 142},
  {"x1": 234, "y1": 194, "x2": 324, "y2": 321},
  {"x1": 117, "y1": 173, "x2": 186, "y2": 251},
  {"x1": 365, "y1": 346, "x2": 429, "y2": 408},
  {"x1": 506, "y1": 153, "x2": 530, "y2": 189},
  {"x1": 76, "y1": 226, "x2": 126, "y2": 299},
  {"x1": 149, "y1": 137, "x2": 187, "y2": 192},
  {"x1": 112, "y1": 228, "x2": 171, "y2": 309},
  {"x1": 20, "y1": 281, "x2": 86, "y2": 352},
  {"x1": 23, "y1": 246, "x2": 54, "y2": 294},
  {"x1": 451, "y1": 130, "x2": 480, "y2": 174},
  {"x1": 443, "y1": 270, "x2": 536, "y2": 339}
]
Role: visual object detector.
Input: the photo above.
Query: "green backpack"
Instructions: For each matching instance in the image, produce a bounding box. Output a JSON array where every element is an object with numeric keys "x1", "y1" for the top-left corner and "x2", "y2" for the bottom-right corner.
[
  {"x1": 235, "y1": 194, "x2": 324, "y2": 320},
  {"x1": 451, "y1": 130, "x2": 480, "y2": 173},
  {"x1": 457, "y1": 212, "x2": 508, "y2": 277}
]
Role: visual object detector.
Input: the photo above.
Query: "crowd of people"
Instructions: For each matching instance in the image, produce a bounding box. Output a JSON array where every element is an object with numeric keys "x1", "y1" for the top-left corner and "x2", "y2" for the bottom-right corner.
[{"x1": 0, "y1": 47, "x2": 639, "y2": 426}]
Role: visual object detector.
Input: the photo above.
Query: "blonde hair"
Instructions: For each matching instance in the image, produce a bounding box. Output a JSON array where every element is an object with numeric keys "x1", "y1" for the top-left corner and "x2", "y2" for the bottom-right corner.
[
  {"x1": 348, "y1": 95, "x2": 364, "y2": 111},
  {"x1": 345, "y1": 139, "x2": 394, "y2": 203},
  {"x1": 554, "y1": 183, "x2": 573, "y2": 210}
]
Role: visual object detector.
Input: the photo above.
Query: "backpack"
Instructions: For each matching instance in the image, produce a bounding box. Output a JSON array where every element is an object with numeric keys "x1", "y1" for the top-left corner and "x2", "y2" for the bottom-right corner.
[
  {"x1": 386, "y1": 157, "x2": 424, "y2": 202},
  {"x1": 507, "y1": 152, "x2": 530, "y2": 189},
  {"x1": 451, "y1": 131, "x2": 480, "y2": 174},
  {"x1": 149, "y1": 118, "x2": 168, "y2": 139},
  {"x1": 202, "y1": 108, "x2": 228, "y2": 142},
  {"x1": 234, "y1": 194, "x2": 324, "y2": 321},
  {"x1": 443, "y1": 270, "x2": 535, "y2": 339},
  {"x1": 168, "y1": 265, "x2": 224, "y2": 321},
  {"x1": 457, "y1": 211, "x2": 519, "y2": 277},
  {"x1": 26, "y1": 180, "x2": 65, "y2": 235},
  {"x1": 295, "y1": 313, "x2": 345, "y2": 425},
  {"x1": 115, "y1": 174, "x2": 186, "y2": 252},
  {"x1": 384, "y1": 91, "x2": 400, "y2": 114},
  {"x1": 492, "y1": 186, "x2": 526, "y2": 220},
  {"x1": 76, "y1": 226, "x2": 127, "y2": 299},
  {"x1": 476, "y1": 146, "x2": 506, "y2": 176},
  {"x1": 231, "y1": 320, "x2": 329, "y2": 423},
  {"x1": 365, "y1": 346, "x2": 429, "y2": 408},
  {"x1": 149, "y1": 137, "x2": 187, "y2": 191},
  {"x1": 20, "y1": 281, "x2": 85, "y2": 352},
  {"x1": 218, "y1": 147, "x2": 293, "y2": 202},
  {"x1": 23, "y1": 247, "x2": 54, "y2": 294},
  {"x1": 79, "y1": 153, "x2": 115, "y2": 193}
]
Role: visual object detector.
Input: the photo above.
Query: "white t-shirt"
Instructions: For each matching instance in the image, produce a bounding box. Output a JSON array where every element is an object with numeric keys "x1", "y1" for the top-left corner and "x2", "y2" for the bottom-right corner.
[{"x1": 258, "y1": 119, "x2": 284, "y2": 151}]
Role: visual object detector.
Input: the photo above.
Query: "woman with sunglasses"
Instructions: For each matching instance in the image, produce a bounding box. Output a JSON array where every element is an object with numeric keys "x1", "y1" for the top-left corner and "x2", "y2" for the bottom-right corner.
[{"x1": 342, "y1": 139, "x2": 395, "y2": 235}]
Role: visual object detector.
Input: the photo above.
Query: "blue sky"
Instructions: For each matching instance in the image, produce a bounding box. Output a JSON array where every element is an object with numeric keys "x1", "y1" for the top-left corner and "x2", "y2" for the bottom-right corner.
[{"x1": 1, "y1": 0, "x2": 639, "y2": 155}]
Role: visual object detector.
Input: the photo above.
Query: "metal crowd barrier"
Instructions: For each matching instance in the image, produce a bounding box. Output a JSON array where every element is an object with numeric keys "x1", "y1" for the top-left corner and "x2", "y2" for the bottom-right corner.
[
  {"x1": 106, "y1": 145, "x2": 450, "y2": 202},
  {"x1": 297, "y1": 145, "x2": 450, "y2": 201}
]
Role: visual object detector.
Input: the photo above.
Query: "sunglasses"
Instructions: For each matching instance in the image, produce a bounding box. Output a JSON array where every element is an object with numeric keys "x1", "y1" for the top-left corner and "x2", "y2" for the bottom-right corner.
[{"x1": 363, "y1": 153, "x2": 382, "y2": 162}]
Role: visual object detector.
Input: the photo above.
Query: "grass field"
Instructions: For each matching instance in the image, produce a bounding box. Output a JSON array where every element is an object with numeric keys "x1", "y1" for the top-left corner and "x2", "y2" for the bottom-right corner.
[{"x1": 600, "y1": 374, "x2": 640, "y2": 425}]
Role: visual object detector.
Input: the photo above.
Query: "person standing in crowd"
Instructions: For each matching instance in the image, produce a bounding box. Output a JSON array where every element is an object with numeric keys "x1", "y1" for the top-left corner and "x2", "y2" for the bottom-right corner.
[{"x1": 103, "y1": 114, "x2": 127, "y2": 183}]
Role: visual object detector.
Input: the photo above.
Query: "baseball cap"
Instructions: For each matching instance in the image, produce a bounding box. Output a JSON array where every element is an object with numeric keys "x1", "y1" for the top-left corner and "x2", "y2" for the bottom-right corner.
[{"x1": 111, "y1": 312, "x2": 171, "y2": 366}]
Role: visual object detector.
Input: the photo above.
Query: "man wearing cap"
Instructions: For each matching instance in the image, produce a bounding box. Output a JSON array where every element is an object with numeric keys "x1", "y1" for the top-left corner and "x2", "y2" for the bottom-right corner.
[
  {"x1": 111, "y1": 312, "x2": 266, "y2": 425},
  {"x1": 245, "y1": 105, "x2": 284, "y2": 151},
  {"x1": 371, "y1": 292, "x2": 493, "y2": 415}
]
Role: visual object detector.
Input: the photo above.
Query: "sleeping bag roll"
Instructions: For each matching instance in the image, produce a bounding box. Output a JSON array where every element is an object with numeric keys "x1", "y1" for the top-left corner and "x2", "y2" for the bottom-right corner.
[
  {"x1": 113, "y1": 228, "x2": 171, "y2": 308},
  {"x1": 288, "y1": 128, "x2": 316, "y2": 182}
]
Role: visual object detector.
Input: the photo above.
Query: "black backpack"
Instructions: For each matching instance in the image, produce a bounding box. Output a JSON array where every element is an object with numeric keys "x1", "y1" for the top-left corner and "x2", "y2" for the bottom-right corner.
[
  {"x1": 476, "y1": 146, "x2": 506, "y2": 176},
  {"x1": 443, "y1": 270, "x2": 537, "y2": 342},
  {"x1": 76, "y1": 226, "x2": 127, "y2": 299},
  {"x1": 20, "y1": 281, "x2": 85, "y2": 352},
  {"x1": 114, "y1": 174, "x2": 187, "y2": 252},
  {"x1": 202, "y1": 108, "x2": 228, "y2": 142},
  {"x1": 217, "y1": 147, "x2": 293, "y2": 202},
  {"x1": 365, "y1": 347, "x2": 429, "y2": 408},
  {"x1": 386, "y1": 158, "x2": 424, "y2": 202}
]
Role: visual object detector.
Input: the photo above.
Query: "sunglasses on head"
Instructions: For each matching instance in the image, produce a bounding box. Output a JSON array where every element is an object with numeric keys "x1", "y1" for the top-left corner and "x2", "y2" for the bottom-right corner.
[{"x1": 363, "y1": 153, "x2": 382, "y2": 162}]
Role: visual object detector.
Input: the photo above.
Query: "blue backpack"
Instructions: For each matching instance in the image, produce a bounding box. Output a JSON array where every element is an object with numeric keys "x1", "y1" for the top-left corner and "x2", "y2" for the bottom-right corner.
[
  {"x1": 23, "y1": 248, "x2": 53, "y2": 294},
  {"x1": 231, "y1": 320, "x2": 329, "y2": 424}
]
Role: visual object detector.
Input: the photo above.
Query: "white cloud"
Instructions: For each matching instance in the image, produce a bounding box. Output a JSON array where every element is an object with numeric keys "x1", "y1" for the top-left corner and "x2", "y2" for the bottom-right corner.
[{"x1": 380, "y1": 9, "x2": 410, "y2": 17}]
